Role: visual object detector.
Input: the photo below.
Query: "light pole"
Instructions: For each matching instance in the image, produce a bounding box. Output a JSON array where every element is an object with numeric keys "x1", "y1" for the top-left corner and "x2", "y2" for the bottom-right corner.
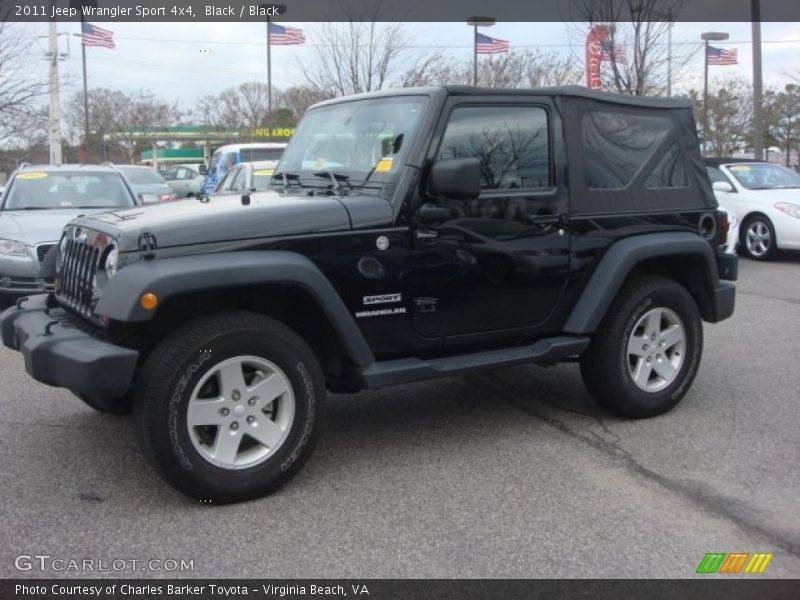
[
  {"x1": 466, "y1": 16, "x2": 495, "y2": 87},
  {"x1": 701, "y1": 31, "x2": 729, "y2": 156},
  {"x1": 752, "y1": 0, "x2": 764, "y2": 161}
]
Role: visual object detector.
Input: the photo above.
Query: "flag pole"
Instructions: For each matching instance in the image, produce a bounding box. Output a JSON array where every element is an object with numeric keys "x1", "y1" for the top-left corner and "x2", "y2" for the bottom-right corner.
[
  {"x1": 473, "y1": 23, "x2": 478, "y2": 86},
  {"x1": 266, "y1": 16, "x2": 272, "y2": 115},
  {"x1": 703, "y1": 39, "x2": 709, "y2": 156},
  {"x1": 81, "y1": 22, "x2": 90, "y2": 163}
]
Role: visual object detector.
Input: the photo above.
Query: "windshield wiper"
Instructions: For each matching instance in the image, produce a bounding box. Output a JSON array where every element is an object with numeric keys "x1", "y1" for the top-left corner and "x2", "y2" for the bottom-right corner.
[
  {"x1": 313, "y1": 171, "x2": 352, "y2": 195},
  {"x1": 11, "y1": 207, "x2": 49, "y2": 210},
  {"x1": 271, "y1": 171, "x2": 304, "y2": 191}
]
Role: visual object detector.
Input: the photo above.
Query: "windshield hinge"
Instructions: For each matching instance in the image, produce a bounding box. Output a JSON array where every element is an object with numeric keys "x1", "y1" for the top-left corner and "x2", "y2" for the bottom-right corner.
[{"x1": 138, "y1": 231, "x2": 158, "y2": 259}]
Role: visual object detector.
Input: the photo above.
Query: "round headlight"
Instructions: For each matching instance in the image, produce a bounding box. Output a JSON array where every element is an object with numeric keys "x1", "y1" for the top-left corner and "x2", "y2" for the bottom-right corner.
[{"x1": 105, "y1": 245, "x2": 119, "y2": 278}]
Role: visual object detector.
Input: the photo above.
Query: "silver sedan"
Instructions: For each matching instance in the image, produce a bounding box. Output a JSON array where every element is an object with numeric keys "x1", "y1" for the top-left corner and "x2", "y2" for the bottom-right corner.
[{"x1": 0, "y1": 164, "x2": 138, "y2": 302}]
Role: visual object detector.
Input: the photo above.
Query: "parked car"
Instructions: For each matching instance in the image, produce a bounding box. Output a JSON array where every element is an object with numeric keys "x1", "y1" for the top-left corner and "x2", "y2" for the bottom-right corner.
[
  {"x1": 0, "y1": 164, "x2": 138, "y2": 302},
  {"x1": 1, "y1": 86, "x2": 736, "y2": 502},
  {"x1": 117, "y1": 165, "x2": 176, "y2": 204},
  {"x1": 201, "y1": 143, "x2": 286, "y2": 195},
  {"x1": 211, "y1": 160, "x2": 277, "y2": 197},
  {"x1": 162, "y1": 164, "x2": 205, "y2": 198},
  {"x1": 705, "y1": 159, "x2": 800, "y2": 260}
]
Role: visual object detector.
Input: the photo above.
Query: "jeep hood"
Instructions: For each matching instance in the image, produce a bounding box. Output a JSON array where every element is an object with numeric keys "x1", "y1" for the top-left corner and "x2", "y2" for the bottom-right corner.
[{"x1": 73, "y1": 191, "x2": 392, "y2": 251}]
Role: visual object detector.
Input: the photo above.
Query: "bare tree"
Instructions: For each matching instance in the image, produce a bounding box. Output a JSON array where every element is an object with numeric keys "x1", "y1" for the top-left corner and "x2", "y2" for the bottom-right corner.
[
  {"x1": 571, "y1": 0, "x2": 690, "y2": 95},
  {"x1": 276, "y1": 86, "x2": 334, "y2": 120},
  {"x1": 113, "y1": 91, "x2": 180, "y2": 164},
  {"x1": 298, "y1": 15, "x2": 409, "y2": 96},
  {"x1": 0, "y1": 21, "x2": 49, "y2": 145},
  {"x1": 399, "y1": 50, "x2": 582, "y2": 89},
  {"x1": 65, "y1": 88, "x2": 178, "y2": 163},
  {"x1": 218, "y1": 82, "x2": 272, "y2": 129},
  {"x1": 764, "y1": 84, "x2": 800, "y2": 166},
  {"x1": 690, "y1": 78, "x2": 753, "y2": 157}
]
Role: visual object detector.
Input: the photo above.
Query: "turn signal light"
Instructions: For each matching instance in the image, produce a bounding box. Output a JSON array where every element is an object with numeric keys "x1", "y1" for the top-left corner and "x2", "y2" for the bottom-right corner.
[{"x1": 140, "y1": 292, "x2": 159, "y2": 311}]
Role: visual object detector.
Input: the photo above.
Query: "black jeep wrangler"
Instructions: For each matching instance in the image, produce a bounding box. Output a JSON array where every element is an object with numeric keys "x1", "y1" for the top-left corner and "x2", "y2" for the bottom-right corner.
[{"x1": 1, "y1": 86, "x2": 736, "y2": 502}]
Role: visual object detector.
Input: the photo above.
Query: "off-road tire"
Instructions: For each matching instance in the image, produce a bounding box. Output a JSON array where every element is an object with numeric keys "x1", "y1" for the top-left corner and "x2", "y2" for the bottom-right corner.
[
  {"x1": 134, "y1": 311, "x2": 325, "y2": 502},
  {"x1": 580, "y1": 276, "x2": 703, "y2": 419}
]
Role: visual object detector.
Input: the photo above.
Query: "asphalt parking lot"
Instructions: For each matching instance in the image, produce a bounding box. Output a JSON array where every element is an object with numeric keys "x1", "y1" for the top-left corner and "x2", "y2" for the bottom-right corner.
[{"x1": 1, "y1": 256, "x2": 799, "y2": 579}]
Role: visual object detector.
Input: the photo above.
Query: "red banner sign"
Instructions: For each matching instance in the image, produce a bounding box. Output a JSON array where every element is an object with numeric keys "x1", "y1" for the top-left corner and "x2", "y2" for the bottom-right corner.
[{"x1": 585, "y1": 25, "x2": 610, "y2": 90}]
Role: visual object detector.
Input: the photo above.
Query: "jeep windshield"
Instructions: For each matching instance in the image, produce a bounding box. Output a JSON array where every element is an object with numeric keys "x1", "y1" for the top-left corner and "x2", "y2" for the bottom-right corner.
[{"x1": 274, "y1": 95, "x2": 428, "y2": 192}]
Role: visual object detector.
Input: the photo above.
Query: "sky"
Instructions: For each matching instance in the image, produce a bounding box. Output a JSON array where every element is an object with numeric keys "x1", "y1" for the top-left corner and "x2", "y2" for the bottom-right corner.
[{"x1": 20, "y1": 20, "x2": 800, "y2": 118}]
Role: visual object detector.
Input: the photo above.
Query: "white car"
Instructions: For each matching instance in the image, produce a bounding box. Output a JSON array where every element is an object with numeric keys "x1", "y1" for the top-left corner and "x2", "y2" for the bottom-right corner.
[{"x1": 706, "y1": 161, "x2": 800, "y2": 260}]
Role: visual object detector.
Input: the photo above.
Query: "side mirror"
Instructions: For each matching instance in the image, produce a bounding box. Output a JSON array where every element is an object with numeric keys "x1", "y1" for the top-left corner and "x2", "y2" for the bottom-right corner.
[
  {"x1": 241, "y1": 194, "x2": 251, "y2": 206},
  {"x1": 429, "y1": 158, "x2": 481, "y2": 200},
  {"x1": 198, "y1": 164, "x2": 208, "y2": 176},
  {"x1": 712, "y1": 181, "x2": 734, "y2": 193}
]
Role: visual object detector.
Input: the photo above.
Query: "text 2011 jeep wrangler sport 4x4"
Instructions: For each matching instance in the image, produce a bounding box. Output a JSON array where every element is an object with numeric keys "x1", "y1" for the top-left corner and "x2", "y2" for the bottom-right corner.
[{"x1": 1, "y1": 86, "x2": 736, "y2": 501}]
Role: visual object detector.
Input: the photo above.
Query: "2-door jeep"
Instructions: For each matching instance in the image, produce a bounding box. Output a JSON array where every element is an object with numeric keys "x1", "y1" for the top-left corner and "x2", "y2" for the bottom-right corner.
[{"x1": 1, "y1": 86, "x2": 737, "y2": 502}]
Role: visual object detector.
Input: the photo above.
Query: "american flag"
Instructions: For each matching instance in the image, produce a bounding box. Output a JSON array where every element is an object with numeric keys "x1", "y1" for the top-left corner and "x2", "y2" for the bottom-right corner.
[
  {"x1": 269, "y1": 23, "x2": 305, "y2": 45},
  {"x1": 600, "y1": 40, "x2": 626, "y2": 63},
  {"x1": 81, "y1": 22, "x2": 115, "y2": 49},
  {"x1": 707, "y1": 45, "x2": 738, "y2": 65},
  {"x1": 476, "y1": 33, "x2": 509, "y2": 54}
]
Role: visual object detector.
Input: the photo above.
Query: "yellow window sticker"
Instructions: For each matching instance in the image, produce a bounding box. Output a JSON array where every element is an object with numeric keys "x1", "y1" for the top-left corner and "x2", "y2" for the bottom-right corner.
[
  {"x1": 375, "y1": 158, "x2": 393, "y2": 173},
  {"x1": 728, "y1": 165, "x2": 751, "y2": 171},
  {"x1": 253, "y1": 169, "x2": 274, "y2": 176},
  {"x1": 16, "y1": 172, "x2": 49, "y2": 180}
]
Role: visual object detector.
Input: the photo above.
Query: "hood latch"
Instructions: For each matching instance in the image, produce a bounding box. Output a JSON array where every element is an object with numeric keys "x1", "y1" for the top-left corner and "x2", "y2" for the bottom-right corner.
[{"x1": 138, "y1": 231, "x2": 158, "y2": 260}]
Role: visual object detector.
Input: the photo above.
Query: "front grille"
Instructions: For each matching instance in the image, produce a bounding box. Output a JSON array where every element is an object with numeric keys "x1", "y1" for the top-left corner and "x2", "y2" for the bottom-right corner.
[
  {"x1": 36, "y1": 243, "x2": 55, "y2": 263},
  {"x1": 56, "y1": 236, "x2": 102, "y2": 316}
]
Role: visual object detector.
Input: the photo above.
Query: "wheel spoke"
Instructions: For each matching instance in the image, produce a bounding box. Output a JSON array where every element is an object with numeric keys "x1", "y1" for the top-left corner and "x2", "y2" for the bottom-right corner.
[
  {"x1": 631, "y1": 357, "x2": 652, "y2": 388},
  {"x1": 659, "y1": 324, "x2": 684, "y2": 350},
  {"x1": 212, "y1": 429, "x2": 242, "y2": 464},
  {"x1": 652, "y1": 357, "x2": 676, "y2": 381},
  {"x1": 246, "y1": 416, "x2": 284, "y2": 449},
  {"x1": 218, "y1": 361, "x2": 248, "y2": 398},
  {"x1": 249, "y1": 372, "x2": 292, "y2": 403},
  {"x1": 187, "y1": 397, "x2": 226, "y2": 427},
  {"x1": 644, "y1": 309, "x2": 662, "y2": 340},
  {"x1": 628, "y1": 334, "x2": 648, "y2": 358}
]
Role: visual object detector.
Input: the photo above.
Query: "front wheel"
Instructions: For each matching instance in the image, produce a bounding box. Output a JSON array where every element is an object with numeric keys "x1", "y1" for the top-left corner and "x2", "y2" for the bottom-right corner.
[
  {"x1": 134, "y1": 311, "x2": 326, "y2": 502},
  {"x1": 580, "y1": 276, "x2": 703, "y2": 418}
]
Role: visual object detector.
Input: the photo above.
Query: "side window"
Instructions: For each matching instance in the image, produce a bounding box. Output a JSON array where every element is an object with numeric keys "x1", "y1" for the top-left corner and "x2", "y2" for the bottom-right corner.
[
  {"x1": 706, "y1": 166, "x2": 733, "y2": 187},
  {"x1": 221, "y1": 152, "x2": 236, "y2": 174},
  {"x1": 162, "y1": 167, "x2": 178, "y2": 181},
  {"x1": 437, "y1": 105, "x2": 550, "y2": 190},
  {"x1": 218, "y1": 167, "x2": 238, "y2": 193},
  {"x1": 230, "y1": 167, "x2": 247, "y2": 192},
  {"x1": 583, "y1": 110, "x2": 676, "y2": 189}
]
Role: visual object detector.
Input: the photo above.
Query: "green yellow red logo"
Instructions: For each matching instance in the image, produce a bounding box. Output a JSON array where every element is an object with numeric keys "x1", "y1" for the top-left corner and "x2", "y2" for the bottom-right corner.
[{"x1": 696, "y1": 552, "x2": 773, "y2": 574}]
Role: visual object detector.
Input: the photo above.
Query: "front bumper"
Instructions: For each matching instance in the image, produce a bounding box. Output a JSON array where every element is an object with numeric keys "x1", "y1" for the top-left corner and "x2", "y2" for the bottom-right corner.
[{"x1": 1, "y1": 294, "x2": 138, "y2": 397}]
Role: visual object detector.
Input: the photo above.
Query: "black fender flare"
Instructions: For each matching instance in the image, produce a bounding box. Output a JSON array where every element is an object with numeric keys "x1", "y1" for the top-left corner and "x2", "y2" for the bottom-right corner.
[
  {"x1": 563, "y1": 232, "x2": 724, "y2": 334},
  {"x1": 95, "y1": 251, "x2": 375, "y2": 366}
]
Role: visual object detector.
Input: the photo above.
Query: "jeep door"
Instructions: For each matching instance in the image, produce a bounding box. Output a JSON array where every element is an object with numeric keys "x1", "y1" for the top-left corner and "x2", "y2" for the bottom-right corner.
[{"x1": 410, "y1": 98, "x2": 571, "y2": 340}]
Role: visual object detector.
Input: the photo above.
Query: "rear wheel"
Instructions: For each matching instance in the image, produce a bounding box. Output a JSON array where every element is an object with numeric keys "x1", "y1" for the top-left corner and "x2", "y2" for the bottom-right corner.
[
  {"x1": 580, "y1": 276, "x2": 703, "y2": 418},
  {"x1": 741, "y1": 215, "x2": 777, "y2": 260},
  {"x1": 134, "y1": 311, "x2": 325, "y2": 502}
]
